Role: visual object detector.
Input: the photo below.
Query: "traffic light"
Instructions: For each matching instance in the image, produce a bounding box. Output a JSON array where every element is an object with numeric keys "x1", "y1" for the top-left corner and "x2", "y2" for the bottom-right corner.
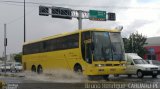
[
  {"x1": 51, "y1": 7, "x2": 72, "y2": 19},
  {"x1": 39, "y1": 6, "x2": 49, "y2": 16},
  {"x1": 108, "y1": 12, "x2": 116, "y2": 21}
]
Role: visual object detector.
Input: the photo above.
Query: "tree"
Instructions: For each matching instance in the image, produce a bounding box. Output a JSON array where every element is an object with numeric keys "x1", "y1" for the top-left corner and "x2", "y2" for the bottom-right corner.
[
  {"x1": 14, "y1": 53, "x2": 22, "y2": 63},
  {"x1": 123, "y1": 32, "x2": 147, "y2": 58},
  {"x1": 0, "y1": 57, "x2": 3, "y2": 61}
]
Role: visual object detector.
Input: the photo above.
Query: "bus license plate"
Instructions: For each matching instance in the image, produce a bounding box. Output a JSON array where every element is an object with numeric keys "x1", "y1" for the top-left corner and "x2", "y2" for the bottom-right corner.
[
  {"x1": 153, "y1": 71, "x2": 157, "y2": 74},
  {"x1": 110, "y1": 68, "x2": 116, "y2": 71}
]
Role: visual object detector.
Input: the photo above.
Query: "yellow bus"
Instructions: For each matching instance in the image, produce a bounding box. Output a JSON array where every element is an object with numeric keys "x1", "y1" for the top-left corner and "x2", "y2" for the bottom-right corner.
[{"x1": 22, "y1": 28, "x2": 126, "y2": 79}]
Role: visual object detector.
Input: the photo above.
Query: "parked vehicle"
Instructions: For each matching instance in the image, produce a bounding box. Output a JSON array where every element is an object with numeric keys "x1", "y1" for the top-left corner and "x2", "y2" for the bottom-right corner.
[
  {"x1": 10, "y1": 63, "x2": 23, "y2": 72},
  {"x1": 146, "y1": 60, "x2": 160, "y2": 67},
  {"x1": 125, "y1": 53, "x2": 160, "y2": 78},
  {"x1": 0, "y1": 63, "x2": 11, "y2": 72}
]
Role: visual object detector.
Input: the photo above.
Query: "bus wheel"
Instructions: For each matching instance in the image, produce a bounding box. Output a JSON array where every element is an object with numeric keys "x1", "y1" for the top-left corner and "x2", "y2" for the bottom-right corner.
[
  {"x1": 103, "y1": 75, "x2": 109, "y2": 80},
  {"x1": 31, "y1": 65, "x2": 36, "y2": 72},
  {"x1": 37, "y1": 65, "x2": 43, "y2": 74},
  {"x1": 74, "y1": 64, "x2": 82, "y2": 74}
]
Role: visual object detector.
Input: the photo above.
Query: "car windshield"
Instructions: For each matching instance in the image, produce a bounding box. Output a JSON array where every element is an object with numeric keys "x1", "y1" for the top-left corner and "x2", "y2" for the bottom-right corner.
[
  {"x1": 1, "y1": 65, "x2": 4, "y2": 66},
  {"x1": 133, "y1": 59, "x2": 148, "y2": 64},
  {"x1": 1, "y1": 64, "x2": 10, "y2": 66},
  {"x1": 6, "y1": 64, "x2": 10, "y2": 66},
  {"x1": 93, "y1": 32, "x2": 124, "y2": 61},
  {"x1": 15, "y1": 64, "x2": 21, "y2": 66}
]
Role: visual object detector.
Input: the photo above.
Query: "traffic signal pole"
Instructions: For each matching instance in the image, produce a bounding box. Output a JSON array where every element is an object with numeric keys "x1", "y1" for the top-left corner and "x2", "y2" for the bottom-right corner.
[
  {"x1": 39, "y1": 6, "x2": 116, "y2": 30},
  {"x1": 4, "y1": 24, "x2": 7, "y2": 75},
  {"x1": 77, "y1": 10, "x2": 82, "y2": 30}
]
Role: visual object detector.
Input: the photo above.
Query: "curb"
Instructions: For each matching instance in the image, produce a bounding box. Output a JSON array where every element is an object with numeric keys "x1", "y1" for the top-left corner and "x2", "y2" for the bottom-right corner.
[{"x1": 0, "y1": 73, "x2": 25, "y2": 77}]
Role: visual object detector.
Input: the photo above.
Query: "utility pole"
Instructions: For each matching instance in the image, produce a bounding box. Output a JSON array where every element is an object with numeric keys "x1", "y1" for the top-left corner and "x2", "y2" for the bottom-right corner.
[
  {"x1": 4, "y1": 24, "x2": 7, "y2": 75},
  {"x1": 77, "y1": 10, "x2": 82, "y2": 30},
  {"x1": 24, "y1": 0, "x2": 26, "y2": 42},
  {"x1": 132, "y1": 33, "x2": 133, "y2": 53}
]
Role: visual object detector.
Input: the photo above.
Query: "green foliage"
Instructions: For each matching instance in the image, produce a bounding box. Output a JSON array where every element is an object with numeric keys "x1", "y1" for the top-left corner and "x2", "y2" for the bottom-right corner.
[
  {"x1": 14, "y1": 53, "x2": 22, "y2": 63},
  {"x1": 0, "y1": 57, "x2": 2, "y2": 61},
  {"x1": 123, "y1": 32, "x2": 147, "y2": 57}
]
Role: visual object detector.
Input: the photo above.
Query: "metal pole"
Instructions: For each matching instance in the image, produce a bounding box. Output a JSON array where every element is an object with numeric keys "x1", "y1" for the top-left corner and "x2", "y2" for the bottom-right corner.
[
  {"x1": 4, "y1": 24, "x2": 7, "y2": 75},
  {"x1": 132, "y1": 33, "x2": 133, "y2": 52},
  {"x1": 24, "y1": 0, "x2": 26, "y2": 42},
  {"x1": 77, "y1": 10, "x2": 82, "y2": 30}
]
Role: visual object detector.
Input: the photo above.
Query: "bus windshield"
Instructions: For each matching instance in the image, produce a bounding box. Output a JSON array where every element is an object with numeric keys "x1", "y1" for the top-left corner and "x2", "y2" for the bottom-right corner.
[
  {"x1": 93, "y1": 32, "x2": 124, "y2": 61},
  {"x1": 110, "y1": 33, "x2": 124, "y2": 61}
]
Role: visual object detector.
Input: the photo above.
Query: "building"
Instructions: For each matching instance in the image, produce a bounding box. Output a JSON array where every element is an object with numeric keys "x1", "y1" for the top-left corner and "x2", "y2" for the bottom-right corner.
[
  {"x1": 144, "y1": 36, "x2": 160, "y2": 61},
  {"x1": 0, "y1": 54, "x2": 16, "y2": 64}
]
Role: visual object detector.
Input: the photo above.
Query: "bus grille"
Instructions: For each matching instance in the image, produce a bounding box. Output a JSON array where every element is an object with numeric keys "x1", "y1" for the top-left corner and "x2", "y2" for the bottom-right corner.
[
  {"x1": 151, "y1": 68, "x2": 158, "y2": 70},
  {"x1": 114, "y1": 64, "x2": 120, "y2": 66},
  {"x1": 105, "y1": 64, "x2": 112, "y2": 66}
]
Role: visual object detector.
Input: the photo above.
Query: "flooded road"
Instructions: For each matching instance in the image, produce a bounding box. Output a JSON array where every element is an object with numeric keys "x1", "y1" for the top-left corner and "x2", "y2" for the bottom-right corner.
[{"x1": 1, "y1": 71, "x2": 160, "y2": 89}]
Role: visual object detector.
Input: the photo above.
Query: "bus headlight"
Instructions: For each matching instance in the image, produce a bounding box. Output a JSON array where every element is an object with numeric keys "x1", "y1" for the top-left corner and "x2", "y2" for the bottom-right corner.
[
  {"x1": 95, "y1": 64, "x2": 103, "y2": 67},
  {"x1": 121, "y1": 64, "x2": 126, "y2": 66}
]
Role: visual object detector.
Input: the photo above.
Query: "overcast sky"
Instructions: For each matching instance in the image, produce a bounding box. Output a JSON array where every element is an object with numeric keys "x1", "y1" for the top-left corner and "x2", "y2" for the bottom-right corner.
[{"x1": 0, "y1": 0, "x2": 160, "y2": 56}]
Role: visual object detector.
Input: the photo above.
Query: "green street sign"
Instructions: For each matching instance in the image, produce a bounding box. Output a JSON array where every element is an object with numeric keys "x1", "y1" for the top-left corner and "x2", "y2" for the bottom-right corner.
[{"x1": 89, "y1": 10, "x2": 106, "y2": 21}]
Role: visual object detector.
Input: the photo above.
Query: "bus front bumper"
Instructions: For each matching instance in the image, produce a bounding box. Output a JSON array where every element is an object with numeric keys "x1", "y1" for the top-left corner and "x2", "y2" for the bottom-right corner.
[{"x1": 83, "y1": 66, "x2": 126, "y2": 75}]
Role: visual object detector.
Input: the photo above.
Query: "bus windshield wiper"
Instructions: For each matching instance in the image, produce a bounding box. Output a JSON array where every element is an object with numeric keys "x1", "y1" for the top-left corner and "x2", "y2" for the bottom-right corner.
[{"x1": 101, "y1": 46, "x2": 108, "y2": 62}]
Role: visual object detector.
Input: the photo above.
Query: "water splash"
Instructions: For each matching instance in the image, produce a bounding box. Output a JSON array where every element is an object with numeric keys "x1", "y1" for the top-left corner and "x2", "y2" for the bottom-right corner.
[{"x1": 22, "y1": 69, "x2": 87, "y2": 83}]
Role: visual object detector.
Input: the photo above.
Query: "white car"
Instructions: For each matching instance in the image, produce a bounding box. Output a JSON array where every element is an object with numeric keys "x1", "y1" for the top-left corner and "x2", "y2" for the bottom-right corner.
[
  {"x1": 125, "y1": 53, "x2": 160, "y2": 78},
  {"x1": 0, "y1": 64, "x2": 11, "y2": 72},
  {"x1": 10, "y1": 63, "x2": 23, "y2": 72}
]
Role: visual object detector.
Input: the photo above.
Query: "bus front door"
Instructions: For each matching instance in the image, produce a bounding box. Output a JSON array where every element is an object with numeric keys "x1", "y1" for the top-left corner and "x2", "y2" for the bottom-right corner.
[{"x1": 85, "y1": 43, "x2": 92, "y2": 64}]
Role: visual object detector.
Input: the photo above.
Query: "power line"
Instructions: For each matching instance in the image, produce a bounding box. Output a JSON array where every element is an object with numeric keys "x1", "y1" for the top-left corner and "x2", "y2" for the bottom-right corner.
[
  {"x1": 0, "y1": 1, "x2": 160, "y2": 26},
  {"x1": 0, "y1": 1, "x2": 37, "y2": 7},
  {"x1": 0, "y1": 0, "x2": 52, "y2": 5},
  {"x1": 7, "y1": 8, "x2": 37, "y2": 24},
  {"x1": 0, "y1": 2, "x2": 36, "y2": 25},
  {"x1": 0, "y1": 0, "x2": 160, "y2": 9},
  {"x1": 0, "y1": 2, "x2": 24, "y2": 6}
]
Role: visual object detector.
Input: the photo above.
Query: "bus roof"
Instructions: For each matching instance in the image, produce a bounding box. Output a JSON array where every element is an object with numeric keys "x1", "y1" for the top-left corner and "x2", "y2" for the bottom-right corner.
[{"x1": 23, "y1": 28, "x2": 121, "y2": 45}]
